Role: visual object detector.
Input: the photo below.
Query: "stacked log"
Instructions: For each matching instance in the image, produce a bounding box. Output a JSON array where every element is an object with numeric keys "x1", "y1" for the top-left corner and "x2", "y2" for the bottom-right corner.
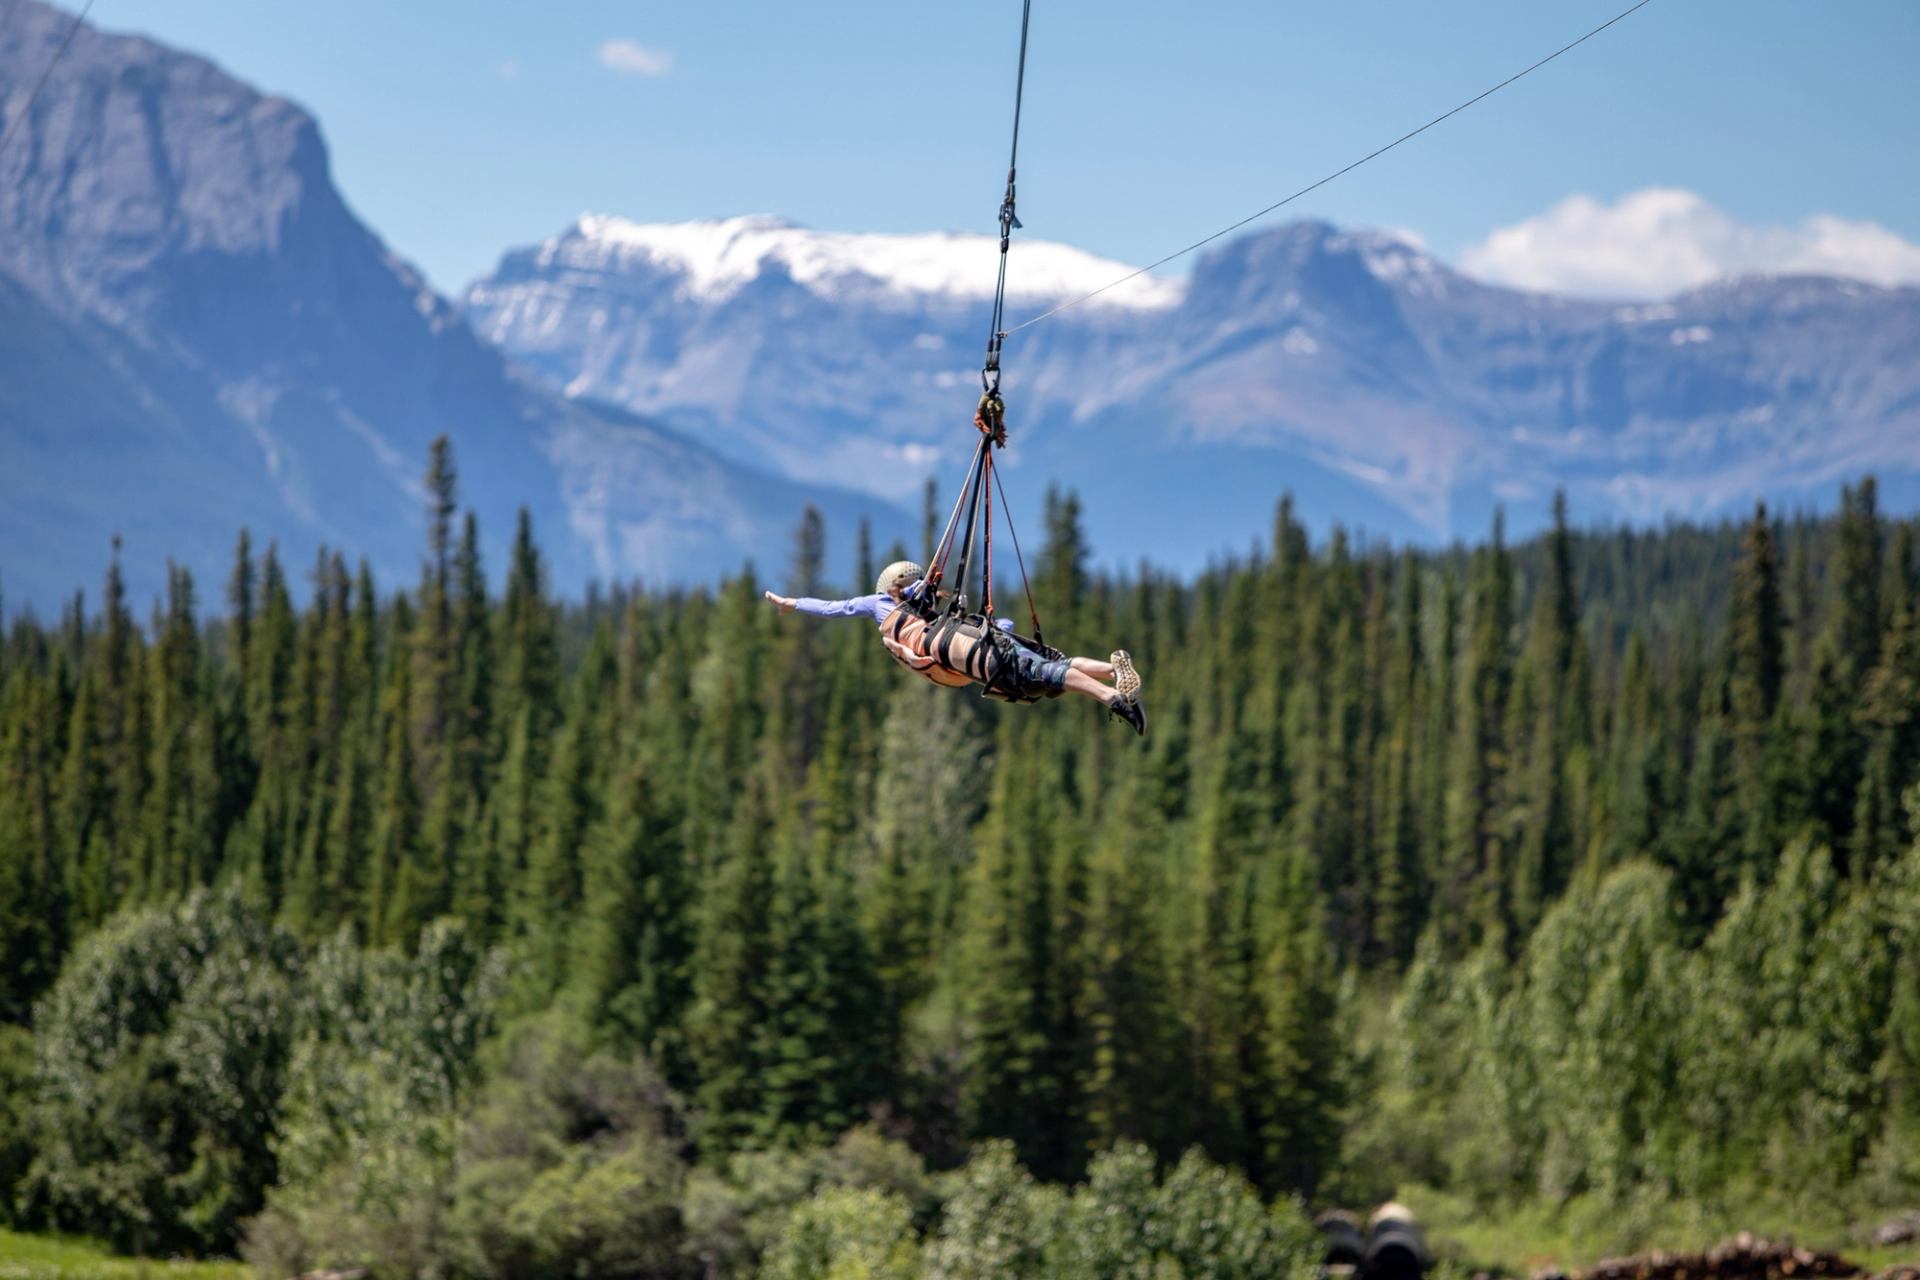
[{"x1": 1543, "y1": 1235, "x2": 1859, "y2": 1280}]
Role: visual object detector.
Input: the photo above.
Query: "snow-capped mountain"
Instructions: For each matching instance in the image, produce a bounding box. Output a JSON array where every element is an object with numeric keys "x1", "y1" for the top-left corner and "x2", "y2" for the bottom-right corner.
[
  {"x1": 464, "y1": 214, "x2": 1179, "y2": 500},
  {"x1": 0, "y1": 0, "x2": 903, "y2": 613},
  {"x1": 535, "y1": 214, "x2": 1184, "y2": 310},
  {"x1": 467, "y1": 213, "x2": 1920, "y2": 566}
]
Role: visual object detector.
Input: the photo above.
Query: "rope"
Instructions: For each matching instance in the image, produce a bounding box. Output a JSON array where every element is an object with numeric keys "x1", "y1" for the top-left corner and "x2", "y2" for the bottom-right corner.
[
  {"x1": 988, "y1": 450, "x2": 1044, "y2": 645},
  {"x1": 982, "y1": 450, "x2": 995, "y2": 616},
  {"x1": 1003, "y1": 0, "x2": 1659, "y2": 335},
  {"x1": 947, "y1": 438, "x2": 992, "y2": 610},
  {"x1": 981, "y1": 0, "x2": 1034, "y2": 393},
  {"x1": 0, "y1": 0, "x2": 99, "y2": 167},
  {"x1": 927, "y1": 443, "x2": 980, "y2": 587}
]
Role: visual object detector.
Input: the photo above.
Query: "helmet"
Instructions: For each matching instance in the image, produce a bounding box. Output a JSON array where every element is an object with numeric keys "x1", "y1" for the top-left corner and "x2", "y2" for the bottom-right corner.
[{"x1": 875, "y1": 560, "x2": 924, "y2": 596}]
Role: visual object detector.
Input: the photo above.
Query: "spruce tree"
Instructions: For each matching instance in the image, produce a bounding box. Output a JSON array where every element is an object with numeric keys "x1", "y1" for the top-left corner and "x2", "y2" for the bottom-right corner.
[
  {"x1": 687, "y1": 774, "x2": 778, "y2": 1154},
  {"x1": 139, "y1": 565, "x2": 220, "y2": 900},
  {"x1": 55, "y1": 659, "x2": 111, "y2": 929},
  {"x1": 1852, "y1": 568, "x2": 1920, "y2": 874},
  {"x1": 0, "y1": 657, "x2": 66, "y2": 1018},
  {"x1": 497, "y1": 507, "x2": 560, "y2": 741},
  {"x1": 229, "y1": 545, "x2": 297, "y2": 910},
  {"x1": 1076, "y1": 819, "x2": 1180, "y2": 1161},
  {"x1": 226, "y1": 529, "x2": 255, "y2": 682},
  {"x1": 1506, "y1": 493, "x2": 1583, "y2": 935},
  {"x1": 1259, "y1": 852, "x2": 1344, "y2": 1197},
  {"x1": 368, "y1": 596, "x2": 421, "y2": 942},
  {"x1": 1373, "y1": 553, "x2": 1425, "y2": 966},
  {"x1": 959, "y1": 712, "x2": 1087, "y2": 1180},
  {"x1": 1444, "y1": 514, "x2": 1513, "y2": 950},
  {"x1": 512, "y1": 715, "x2": 586, "y2": 985},
  {"x1": 1833, "y1": 477, "x2": 1884, "y2": 678},
  {"x1": 580, "y1": 740, "x2": 693, "y2": 1084},
  {"x1": 753, "y1": 816, "x2": 841, "y2": 1147},
  {"x1": 1724, "y1": 503, "x2": 1788, "y2": 873}
]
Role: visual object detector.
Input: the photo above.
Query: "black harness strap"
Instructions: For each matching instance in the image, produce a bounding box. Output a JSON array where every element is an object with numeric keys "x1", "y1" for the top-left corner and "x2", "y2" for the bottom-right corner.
[
  {"x1": 891, "y1": 596, "x2": 1062, "y2": 704},
  {"x1": 927, "y1": 436, "x2": 986, "y2": 592},
  {"x1": 946, "y1": 438, "x2": 991, "y2": 612},
  {"x1": 982, "y1": 448, "x2": 995, "y2": 620},
  {"x1": 986, "y1": 444, "x2": 1045, "y2": 648}
]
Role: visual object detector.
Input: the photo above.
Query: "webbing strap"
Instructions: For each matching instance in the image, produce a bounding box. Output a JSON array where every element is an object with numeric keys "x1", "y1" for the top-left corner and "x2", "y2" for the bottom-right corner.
[
  {"x1": 987, "y1": 449, "x2": 1044, "y2": 647},
  {"x1": 982, "y1": 449, "x2": 995, "y2": 618},
  {"x1": 927, "y1": 437, "x2": 986, "y2": 590},
  {"x1": 947, "y1": 439, "x2": 990, "y2": 611}
]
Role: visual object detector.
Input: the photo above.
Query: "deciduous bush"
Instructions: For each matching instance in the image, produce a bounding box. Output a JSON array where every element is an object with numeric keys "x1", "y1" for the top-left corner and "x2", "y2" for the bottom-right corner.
[
  {"x1": 25, "y1": 887, "x2": 296, "y2": 1255},
  {"x1": 243, "y1": 920, "x2": 502, "y2": 1280},
  {"x1": 760, "y1": 1186, "x2": 919, "y2": 1280}
]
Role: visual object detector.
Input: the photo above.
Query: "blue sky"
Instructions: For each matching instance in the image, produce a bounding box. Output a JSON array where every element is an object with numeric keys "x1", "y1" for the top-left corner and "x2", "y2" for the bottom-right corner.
[{"x1": 87, "y1": 0, "x2": 1920, "y2": 296}]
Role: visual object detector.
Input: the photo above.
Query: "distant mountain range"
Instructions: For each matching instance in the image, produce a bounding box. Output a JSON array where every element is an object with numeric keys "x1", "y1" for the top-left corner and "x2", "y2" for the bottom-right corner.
[
  {"x1": 3, "y1": 0, "x2": 1916, "y2": 616},
  {"x1": 467, "y1": 214, "x2": 1920, "y2": 570},
  {"x1": 0, "y1": 0, "x2": 902, "y2": 615}
]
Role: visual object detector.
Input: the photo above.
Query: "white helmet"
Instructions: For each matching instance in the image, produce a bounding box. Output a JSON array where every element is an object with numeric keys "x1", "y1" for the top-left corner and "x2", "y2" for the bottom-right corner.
[{"x1": 875, "y1": 560, "x2": 924, "y2": 596}]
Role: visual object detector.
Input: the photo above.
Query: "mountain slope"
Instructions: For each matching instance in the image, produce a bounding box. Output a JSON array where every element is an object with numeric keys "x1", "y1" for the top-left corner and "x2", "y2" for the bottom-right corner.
[
  {"x1": 467, "y1": 215, "x2": 1920, "y2": 564},
  {"x1": 463, "y1": 213, "x2": 1178, "y2": 499},
  {"x1": 0, "y1": 0, "x2": 901, "y2": 613}
]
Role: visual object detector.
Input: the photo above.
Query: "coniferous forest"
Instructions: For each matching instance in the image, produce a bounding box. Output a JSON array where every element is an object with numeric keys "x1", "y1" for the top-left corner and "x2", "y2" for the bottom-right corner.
[{"x1": 3, "y1": 439, "x2": 1919, "y2": 1279}]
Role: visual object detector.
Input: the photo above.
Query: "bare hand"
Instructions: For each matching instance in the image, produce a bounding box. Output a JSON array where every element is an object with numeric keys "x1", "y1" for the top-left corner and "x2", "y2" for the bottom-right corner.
[
  {"x1": 883, "y1": 634, "x2": 935, "y2": 670},
  {"x1": 764, "y1": 590, "x2": 796, "y2": 614}
]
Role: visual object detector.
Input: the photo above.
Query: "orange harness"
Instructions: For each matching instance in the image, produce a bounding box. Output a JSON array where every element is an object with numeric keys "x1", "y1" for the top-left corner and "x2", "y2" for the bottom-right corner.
[
  {"x1": 882, "y1": 606, "x2": 973, "y2": 689},
  {"x1": 883, "y1": 604, "x2": 1064, "y2": 703}
]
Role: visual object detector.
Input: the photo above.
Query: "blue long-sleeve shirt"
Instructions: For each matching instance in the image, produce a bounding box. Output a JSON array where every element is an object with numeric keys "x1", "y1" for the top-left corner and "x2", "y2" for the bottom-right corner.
[
  {"x1": 790, "y1": 582, "x2": 1014, "y2": 632},
  {"x1": 790, "y1": 591, "x2": 900, "y2": 627}
]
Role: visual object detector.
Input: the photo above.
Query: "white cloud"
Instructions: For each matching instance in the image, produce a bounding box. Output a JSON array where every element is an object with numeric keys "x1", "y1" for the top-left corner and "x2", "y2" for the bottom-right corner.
[
  {"x1": 596, "y1": 39, "x2": 674, "y2": 78},
  {"x1": 1458, "y1": 187, "x2": 1920, "y2": 299},
  {"x1": 496, "y1": 57, "x2": 521, "y2": 81}
]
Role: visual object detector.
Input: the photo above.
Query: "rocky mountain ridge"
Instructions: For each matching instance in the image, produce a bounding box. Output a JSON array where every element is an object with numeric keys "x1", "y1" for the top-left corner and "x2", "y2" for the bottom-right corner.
[
  {"x1": 0, "y1": 0, "x2": 902, "y2": 614},
  {"x1": 466, "y1": 211, "x2": 1920, "y2": 568}
]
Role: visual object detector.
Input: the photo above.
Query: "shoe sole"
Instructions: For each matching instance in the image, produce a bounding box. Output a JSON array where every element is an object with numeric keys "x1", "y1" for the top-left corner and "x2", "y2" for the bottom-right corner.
[{"x1": 1111, "y1": 650, "x2": 1142, "y2": 699}]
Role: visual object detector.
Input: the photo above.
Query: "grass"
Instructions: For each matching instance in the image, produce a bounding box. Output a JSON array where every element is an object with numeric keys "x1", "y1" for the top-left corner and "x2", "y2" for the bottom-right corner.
[
  {"x1": 1400, "y1": 1184, "x2": 1920, "y2": 1277},
  {"x1": 0, "y1": 1230, "x2": 249, "y2": 1280}
]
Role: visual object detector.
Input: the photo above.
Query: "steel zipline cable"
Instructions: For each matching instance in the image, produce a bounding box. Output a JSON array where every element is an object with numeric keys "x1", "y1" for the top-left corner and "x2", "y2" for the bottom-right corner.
[
  {"x1": 982, "y1": 0, "x2": 1034, "y2": 390},
  {"x1": 0, "y1": 0, "x2": 99, "y2": 167},
  {"x1": 1001, "y1": 0, "x2": 1659, "y2": 338}
]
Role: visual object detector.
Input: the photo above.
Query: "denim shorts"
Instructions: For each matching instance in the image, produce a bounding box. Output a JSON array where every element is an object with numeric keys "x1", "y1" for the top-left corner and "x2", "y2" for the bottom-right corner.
[{"x1": 1004, "y1": 642, "x2": 1070, "y2": 694}]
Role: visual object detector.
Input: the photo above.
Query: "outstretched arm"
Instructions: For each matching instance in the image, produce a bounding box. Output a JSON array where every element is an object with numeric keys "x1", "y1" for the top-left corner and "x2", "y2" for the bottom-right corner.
[{"x1": 763, "y1": 590, "x2": 891, "y2": 622}]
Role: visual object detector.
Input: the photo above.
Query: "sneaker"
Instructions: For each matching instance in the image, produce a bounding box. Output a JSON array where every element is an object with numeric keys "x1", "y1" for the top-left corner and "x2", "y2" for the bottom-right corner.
[
  {"x1": 1110, "y1": 650, "x2": 1142, "y2": 699},
  {"x1": 1108, "y1": 693, "x2": 1147, "y2": 736}
]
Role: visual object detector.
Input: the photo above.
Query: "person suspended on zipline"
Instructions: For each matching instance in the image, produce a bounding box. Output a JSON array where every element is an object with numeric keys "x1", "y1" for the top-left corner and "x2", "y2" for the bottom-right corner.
[
  {"x1": 758, "y1": 0, "x2": 1160, "y2": 731},
  {"x1": 764, "y1": 558, "x2": 1147, "y2": 734}
]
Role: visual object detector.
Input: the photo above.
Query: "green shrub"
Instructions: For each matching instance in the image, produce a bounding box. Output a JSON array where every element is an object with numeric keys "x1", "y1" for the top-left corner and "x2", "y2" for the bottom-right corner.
[
  {"x1": 760, "y1": 1186, "x2": 919, "y2": 1280},
  {"x1": 242, "y1": 920, "x2": 503, "y2": 1280},
  {"x1": 681, "y1": 1125, "x2": 931, "y2": 1278},
  {"x1": 25, "y1": 888, "x2": 296, "y2": 1255},
  {"x1": 502, "y1": 1139, "x2": 691, "y2": 1279},
  {"x1": 1153, "y1": 1147, "x2": 1313, "y2": 1280},
  {"x1": 922, "y1": 1141, "x2": 1060, "y2": 1280},
  {"x1": 1051, "y1": 1143, "x2": 1164, "y2": 1280},
  {"x1": 0, "y1": 1026, "x2": 35, "y2": 1225}
]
